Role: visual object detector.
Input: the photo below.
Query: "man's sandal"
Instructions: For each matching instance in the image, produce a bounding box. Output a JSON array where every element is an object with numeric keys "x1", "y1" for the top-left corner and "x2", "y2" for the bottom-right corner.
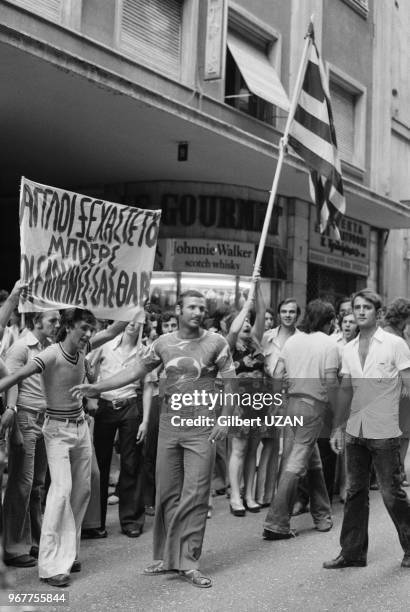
[
  {"x1": 179, "y1": 569, "x2": 212, "y2": 588},
  {"x1": 143, "y1": 561, "x2": 170, "y2": 576}
]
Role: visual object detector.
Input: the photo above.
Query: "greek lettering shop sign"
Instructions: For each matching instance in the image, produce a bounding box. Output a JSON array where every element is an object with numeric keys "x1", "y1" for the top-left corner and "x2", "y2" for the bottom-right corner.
[
  {"x1": 309, "y1": 213, "x2": 370, "y2": 276},
  {"x1": 156, "y1": 238, "x2": 254, "y2": 275}
]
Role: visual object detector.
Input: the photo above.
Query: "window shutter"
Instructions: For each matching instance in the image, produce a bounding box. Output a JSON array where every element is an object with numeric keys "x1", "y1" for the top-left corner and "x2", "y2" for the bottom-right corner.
[
  {"x1": 120, "y1": 0, "x2": 183, "y2": 79},
  {"x1": 10, "y1": 0, "x2": 62, "y2": 21},
  {"x1": 330, "y1": 82, "x2": 355, "y2": 161}
]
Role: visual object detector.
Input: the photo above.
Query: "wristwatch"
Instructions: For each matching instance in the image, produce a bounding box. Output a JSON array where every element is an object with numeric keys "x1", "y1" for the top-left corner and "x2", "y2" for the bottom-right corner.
[{"x1": 6, "y1": 406, "x2": 17, "y2": 413}]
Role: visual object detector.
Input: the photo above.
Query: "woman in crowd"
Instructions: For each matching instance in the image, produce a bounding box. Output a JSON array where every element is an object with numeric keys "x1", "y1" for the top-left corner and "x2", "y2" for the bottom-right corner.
[
  {"x1": 227, "y1": 282, "x2": 265, "y2": 516},
  {"x1": 264, "y1": 308, "x2": 275, "y2": 332}
]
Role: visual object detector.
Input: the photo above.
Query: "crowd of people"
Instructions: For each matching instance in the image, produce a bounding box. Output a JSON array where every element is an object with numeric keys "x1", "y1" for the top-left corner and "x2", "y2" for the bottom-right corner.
[{"x1": 0, "y1": 279, "x2": 410, "y2": 590}]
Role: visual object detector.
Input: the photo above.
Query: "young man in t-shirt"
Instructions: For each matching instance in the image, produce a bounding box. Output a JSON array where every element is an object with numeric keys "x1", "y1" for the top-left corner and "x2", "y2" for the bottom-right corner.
[
  {"x1": 0, "y1": 308, "x2": 129, "y2": 587},
  {"x1": 72, "y1": 291, "x2": 236, "y2": 588},
  {"x1": 263, "y1": 299, "x2": 339, "y2": 540}
]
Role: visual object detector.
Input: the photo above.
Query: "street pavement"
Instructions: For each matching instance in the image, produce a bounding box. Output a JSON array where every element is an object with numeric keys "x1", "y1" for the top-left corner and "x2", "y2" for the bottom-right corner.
[{"x1": 6, "y1": 487, "x2": 410, "y2": 612}]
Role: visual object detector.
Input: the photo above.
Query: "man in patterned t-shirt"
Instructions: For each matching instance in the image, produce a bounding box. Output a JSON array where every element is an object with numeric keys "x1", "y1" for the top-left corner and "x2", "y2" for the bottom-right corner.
[
  {"x1": 72, "y1": 291, "x2": 236, "y2": 588},
  {"x1": 0, "y1": 308, "x2": 130, "y2": 587}
]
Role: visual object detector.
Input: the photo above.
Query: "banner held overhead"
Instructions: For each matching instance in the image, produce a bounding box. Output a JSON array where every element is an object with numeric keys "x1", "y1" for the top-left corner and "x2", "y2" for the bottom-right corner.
[{"x1": 19, "y1": 177, "x2": 161, "y2": 320}]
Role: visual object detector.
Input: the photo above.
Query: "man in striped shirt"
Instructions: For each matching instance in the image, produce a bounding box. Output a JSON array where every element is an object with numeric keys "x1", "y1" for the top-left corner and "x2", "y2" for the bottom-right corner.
[{"x1": 0, "y1": 307, "x2": 130, "y2": 587}]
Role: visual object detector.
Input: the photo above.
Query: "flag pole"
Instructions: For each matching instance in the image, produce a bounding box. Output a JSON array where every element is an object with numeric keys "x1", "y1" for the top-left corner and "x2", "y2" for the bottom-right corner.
[{"x1": 248, "y1": 17, "x2": 315, "y2": 298}]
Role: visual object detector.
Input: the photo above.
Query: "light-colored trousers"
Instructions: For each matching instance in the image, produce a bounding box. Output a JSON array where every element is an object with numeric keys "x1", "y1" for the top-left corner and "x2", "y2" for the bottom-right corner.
[
  {"x1": 82, "y1": 418, "x2": 101, "y2": 530},
  {"x1": 39, "y1": 419, "x2": 91, "y2": 578}
]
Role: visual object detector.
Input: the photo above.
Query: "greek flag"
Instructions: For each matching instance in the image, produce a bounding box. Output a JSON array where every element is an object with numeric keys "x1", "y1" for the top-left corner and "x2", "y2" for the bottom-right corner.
[{"x1": 288, "y1": 27, "x2": 345, "y2": 239}]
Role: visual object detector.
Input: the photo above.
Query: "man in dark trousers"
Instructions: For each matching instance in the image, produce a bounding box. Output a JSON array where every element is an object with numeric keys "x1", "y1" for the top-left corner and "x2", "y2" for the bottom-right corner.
[
  {"x1": 91, "y1": 319, "x2": 148, "y2": 538},
  {"x1": 325, "y1": 289, "x2": 410, "y2": 569}
]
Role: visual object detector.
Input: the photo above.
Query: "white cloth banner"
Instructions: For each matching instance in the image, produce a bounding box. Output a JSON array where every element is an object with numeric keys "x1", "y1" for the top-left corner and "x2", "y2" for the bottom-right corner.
[{"x1": 19, "y1": 177, "x2": 161, "y2": 321}]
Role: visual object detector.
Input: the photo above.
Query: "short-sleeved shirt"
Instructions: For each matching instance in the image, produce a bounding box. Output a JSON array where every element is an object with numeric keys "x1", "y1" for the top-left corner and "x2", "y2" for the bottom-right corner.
[
  {"x1": 91, "y1": 335, "x2": 142, "y2": 401},
  {"x1": 261, "y1": 326, "x2": 300, "y2": 378},
  {"x1": 341, "y1": 327, "x2": 410, "y2": 439},
  {"x1": 33, "y1": 341, "x2": 91, "y2": 419},
  {"x1": 5, "y1": 331, "x2": 49, "y2": 412},
  {"x1": 140, "y1": 330, "x2": 235, "y2": 411},
  {"x1": 278, "y1": 331, "x2": 339, "y2": 402}
]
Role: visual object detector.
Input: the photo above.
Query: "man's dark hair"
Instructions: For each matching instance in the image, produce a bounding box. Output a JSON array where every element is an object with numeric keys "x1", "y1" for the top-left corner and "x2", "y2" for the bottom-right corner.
[
  {"x1": 351, "y1": 289, "x2": 382, "y2": 312},
  {"x1": 178, "y1": 290, "x2": 205, "y2": 310},
  {"x1": 0, "y1": 289, "x2": 9, "y2": 304},
  {"x1": 336, "y1": 296, "x2": 352, "y2": 315},
  {"x1": 143, "y1": 312, "x2": 160, "y2": 337},
  {"x1": 384, "y1": 298, "x2": 410, "y2": 327},
  {"x1": 277, "y1": 298, "x2": 301, "y2": 318},
  {"x1": 159, "y1": 310, "x2": 178, "y2": 333},
  {"x1": 25, "y1": 312, "x2": 51, "y2": 331},
  {"x1": 161, "y1": 311, "x2": 178, "y2": 324},
  {"x1": 55, "y1": 309, "x2": 96, "y2": 342},
  {"x1": 299, "y1": 299, "x2": 335, "y2": 333},
  {"x1": 337, "y1": 311, "x2": 355, "y2": 330},
  {"x1": 203, "y1": 317, "x2": 222, "y2": 332}
]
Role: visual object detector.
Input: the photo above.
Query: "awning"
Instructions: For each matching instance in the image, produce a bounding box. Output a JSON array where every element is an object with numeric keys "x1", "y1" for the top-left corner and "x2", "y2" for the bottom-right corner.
[{"x1": 227, "y1": 32, "x2": 290, "y2": 112}]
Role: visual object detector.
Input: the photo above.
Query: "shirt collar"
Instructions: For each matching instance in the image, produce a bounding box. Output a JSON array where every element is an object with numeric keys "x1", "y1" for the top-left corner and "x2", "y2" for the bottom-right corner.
[
  {"x1": 112, "y1": 334, "x2": 123, "y2": 350},
  {"x1": 352, "y1": 326, "x2": 385, "y2": 347},
  {"x1": 113, "y1": 333, "x2": 139, "y2": 357},
  {"x1": 265, "y1": 325, "x2": 300, "y2": 343},
  {"x1": 265, "y1": 327, "x2": 280, "y2": 342},
  {"x1": 374, "y1": 327, "x2": 386, "y2": 342},
  {"x1": 25, "y1": 331, "x2": 42, "y2": 348}
]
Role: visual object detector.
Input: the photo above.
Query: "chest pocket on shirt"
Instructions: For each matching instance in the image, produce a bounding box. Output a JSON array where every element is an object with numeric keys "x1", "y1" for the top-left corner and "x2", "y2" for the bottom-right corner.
[{"x1": 375, "y1": 361, "x2": 394, "y2": 381}]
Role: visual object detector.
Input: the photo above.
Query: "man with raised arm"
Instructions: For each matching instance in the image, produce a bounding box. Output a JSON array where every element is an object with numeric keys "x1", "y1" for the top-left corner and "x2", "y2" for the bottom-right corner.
[
  {"x1": 0, "y1": 281, "x2": 27, "y2": 356},
  {"x1": 72, "y1": 290, "x2": 237, "y2": 589},
  {"x1": 0, "y1": 307, "x2": 131, "y2": 587},
  {"x1": 1, "y1": 310, "x2": 60, "y2": 569}
]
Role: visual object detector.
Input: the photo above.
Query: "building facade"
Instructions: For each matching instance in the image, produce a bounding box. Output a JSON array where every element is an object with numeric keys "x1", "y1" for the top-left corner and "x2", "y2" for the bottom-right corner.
[{"x1": 0, "y1": 0, "x2": 409, "y2": 312}]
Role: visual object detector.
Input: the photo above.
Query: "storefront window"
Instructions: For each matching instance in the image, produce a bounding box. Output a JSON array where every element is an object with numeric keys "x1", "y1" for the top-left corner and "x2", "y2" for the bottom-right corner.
[
  {"x1": 180, "y1": 272, "x2": 236, "y2": 314},
  {"x1": 150, "y1": 271, "x2": 278, "y2": 316},
  {"x1": 149, "y1": 272, "x2": 177, "y2": 311}
]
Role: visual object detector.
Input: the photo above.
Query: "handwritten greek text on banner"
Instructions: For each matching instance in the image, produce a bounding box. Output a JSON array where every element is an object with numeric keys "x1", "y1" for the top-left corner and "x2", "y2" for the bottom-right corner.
[{"x1": 19, "y1": 177, "x2": 161, "y2": 320}]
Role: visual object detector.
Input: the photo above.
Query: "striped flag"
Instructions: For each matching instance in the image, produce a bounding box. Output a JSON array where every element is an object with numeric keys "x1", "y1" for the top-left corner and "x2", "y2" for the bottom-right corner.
[{"x1": 288, "y1": 26, "x2": 345, "y2": 238}]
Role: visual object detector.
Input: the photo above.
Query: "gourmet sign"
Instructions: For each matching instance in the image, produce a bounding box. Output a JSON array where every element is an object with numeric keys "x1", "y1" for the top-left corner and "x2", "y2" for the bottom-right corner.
[{"x1": 19, "y1": 178, "x2": 161, "y2": 320}]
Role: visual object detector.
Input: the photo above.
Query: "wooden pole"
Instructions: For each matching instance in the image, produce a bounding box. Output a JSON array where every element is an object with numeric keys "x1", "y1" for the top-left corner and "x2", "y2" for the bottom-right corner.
[{"x1": 248, "y1": 18, "x2": 315, "y2": 298}]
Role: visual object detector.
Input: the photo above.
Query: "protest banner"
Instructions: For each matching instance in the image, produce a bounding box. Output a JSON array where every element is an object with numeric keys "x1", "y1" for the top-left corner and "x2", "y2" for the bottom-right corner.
[{"x1": 19, "y1": 177, "x2": 161, "y2": 321}]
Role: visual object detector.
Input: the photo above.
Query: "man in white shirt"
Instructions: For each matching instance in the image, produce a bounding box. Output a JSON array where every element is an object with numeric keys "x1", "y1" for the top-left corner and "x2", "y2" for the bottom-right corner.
[
  {"x1": 92, "y1": 321, "x2": 148, "y2": 538},
  {"x1": 263, "y1": 299, "x2": 339, "y2": 540},
  {"x1": 324, "y1": 289, "x2": 410, "y2": 569}
]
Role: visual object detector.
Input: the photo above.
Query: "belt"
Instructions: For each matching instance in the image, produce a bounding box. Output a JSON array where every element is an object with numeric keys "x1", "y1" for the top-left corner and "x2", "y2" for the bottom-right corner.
[
  {"x1": 45, "y1": 415, "x2": 86, "y2": 425},
  {"x1": 161, "y1": 404, "x2": 210, "y2": 417},
  {"x1": 99, "y1": 396, "x2": 139, "y2": 410},
  {"x1": 17, "y1": 406, "x2": 45, "y2": 419}
]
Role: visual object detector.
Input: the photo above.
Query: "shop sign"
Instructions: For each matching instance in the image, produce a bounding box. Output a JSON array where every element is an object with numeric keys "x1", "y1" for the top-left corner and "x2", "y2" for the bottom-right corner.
[
  {"x1": 131, "y1": 187, "x2": 283, "y2": 238},
  {"x1": 309, "y1": 213, "x2": 370, "y2": 276},
  {"x1": 156, "y1": 238, "x2": 254, "y2": 275},
  {"x1": 204, "y1": 0, "x2": 226, "y2": 80}
]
